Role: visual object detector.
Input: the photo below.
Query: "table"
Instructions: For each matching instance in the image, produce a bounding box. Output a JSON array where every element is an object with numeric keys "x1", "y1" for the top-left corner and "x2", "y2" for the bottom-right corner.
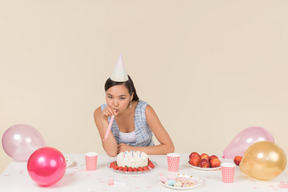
[{"x1": 0, "y1": 154, "x2": 288, "y2": 192}]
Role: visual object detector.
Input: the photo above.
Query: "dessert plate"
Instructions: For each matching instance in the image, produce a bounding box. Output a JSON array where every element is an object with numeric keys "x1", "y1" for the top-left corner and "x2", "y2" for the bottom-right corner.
[
  {"x1": 188, "y1": 163, "x2": 221, "y2": 171},
  {"x1": 107, "y1": 160, "x2": 157, "y2": 174},
  {"x1": 160, "y1": 174, "x2": 203, "y2": 190}
]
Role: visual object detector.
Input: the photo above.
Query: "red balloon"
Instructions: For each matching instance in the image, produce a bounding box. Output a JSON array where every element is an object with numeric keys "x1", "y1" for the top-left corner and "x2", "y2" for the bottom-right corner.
[{"x1": 27, "y1": 147, "x2": 66, "y2": 186}]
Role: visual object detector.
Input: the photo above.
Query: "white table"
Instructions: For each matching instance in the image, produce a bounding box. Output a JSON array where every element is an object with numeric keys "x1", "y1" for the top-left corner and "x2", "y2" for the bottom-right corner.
[{"x1": 0, "y1": 154, "x2": 288, "y2": 192}]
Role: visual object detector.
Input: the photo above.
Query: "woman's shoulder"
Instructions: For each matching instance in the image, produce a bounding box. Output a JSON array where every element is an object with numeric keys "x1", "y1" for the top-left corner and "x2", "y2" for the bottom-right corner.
[
  {"x1": 94, "y1": 106, "x2": 102, "y2": 117},
  {"x1": 136, "y1": 100, "x2": 148, "y2": 108},
  {"x1": 94, "y1": 103, "x2": 107, "y2": 117},
  {"x1": 137, "y1": 100, "x2": 157, "y2": 112}
]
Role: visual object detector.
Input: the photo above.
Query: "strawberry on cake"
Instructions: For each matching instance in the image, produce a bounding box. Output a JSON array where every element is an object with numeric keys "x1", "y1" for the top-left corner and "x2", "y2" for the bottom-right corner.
[{"x1": 109, "y1": 151, "x2": 155, "y2": 172}]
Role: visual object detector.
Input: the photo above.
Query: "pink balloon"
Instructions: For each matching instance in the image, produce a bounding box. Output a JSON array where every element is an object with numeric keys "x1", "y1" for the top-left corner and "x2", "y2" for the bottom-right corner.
[
  {"x1": 27, "y1": 147, "x2": 66, "y2": 186},
  {"x1": 223, "y1": 127, "x2": 275, "y2": 159},
  {"x1": 2, "y1": 124, "x2": 47, "y2": 161}
]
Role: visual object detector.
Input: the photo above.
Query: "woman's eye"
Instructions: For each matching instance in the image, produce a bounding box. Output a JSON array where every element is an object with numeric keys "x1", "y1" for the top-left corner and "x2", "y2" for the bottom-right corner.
[
  {"x1": 108, "y1": 96, "x2": 112, "y2": 99},
  {"x1": 120, "y1": 97, "x2": 126, "y2": 100}
]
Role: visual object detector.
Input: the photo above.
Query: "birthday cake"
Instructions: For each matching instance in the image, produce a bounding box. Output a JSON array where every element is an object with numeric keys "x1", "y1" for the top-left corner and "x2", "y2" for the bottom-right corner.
[
  {"x1": 109, "y1": 150, "x2": 155, "y2": 172},
  {"x1": 117, "y1": 151, "x2": 148, "y2": 168}
]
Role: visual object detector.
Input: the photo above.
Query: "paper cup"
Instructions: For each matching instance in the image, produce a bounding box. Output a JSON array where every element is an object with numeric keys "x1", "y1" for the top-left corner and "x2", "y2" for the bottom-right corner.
[
  {"x1": 167, "y1": 153, "x2": 180, "y2": 172},
  {"x1": 85, "y1": 152, "x2": 98, "y2": 171},
  {"x1": 221, "y1": 162, "x2": 235, "y2": 183}
]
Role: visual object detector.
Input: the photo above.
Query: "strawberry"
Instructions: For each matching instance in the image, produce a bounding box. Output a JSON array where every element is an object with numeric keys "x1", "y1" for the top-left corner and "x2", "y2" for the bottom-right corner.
[
  {"x1": 109, "y1": 162, "x2": 114, "y2": 168},
  {"x1": 118, "y1": 166, "x2": 123, "y2": 171},
  {"x1": 128, "y1": 167, "x2": 133, "y2": 172},
  {"x1": 133, "y1": 167, "x2": 138, "y2": 172},
  {"x1": 123, "y1": 167, "x2": 128, "y2": 172},
  {"x1": 143, "y1": 166, "x2": 149, "y2": 171},
  {"x1": 113, "y1": 165, "x2": 118, "y2": 170},
  {"x1": 138, "y1": 167, "x2": 143, "y2": 172}
]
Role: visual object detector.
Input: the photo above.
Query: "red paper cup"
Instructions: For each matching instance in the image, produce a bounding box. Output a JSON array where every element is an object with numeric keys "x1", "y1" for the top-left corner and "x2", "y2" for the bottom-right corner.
[
  {"x1": 221, "y1": 162, "x2": 235, "y2": 183},
  {"x1": 167, "y1": 153, "x2": 180, "y2": 172},
  {"x1": 85, "y1": 152, "x2": 98, "y2": 171}
]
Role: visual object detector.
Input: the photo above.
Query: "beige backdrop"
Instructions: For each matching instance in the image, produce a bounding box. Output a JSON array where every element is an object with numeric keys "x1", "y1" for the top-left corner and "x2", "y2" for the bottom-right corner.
[{"x1": 1, "y1": 0, "x2": 288, "y2": 173}]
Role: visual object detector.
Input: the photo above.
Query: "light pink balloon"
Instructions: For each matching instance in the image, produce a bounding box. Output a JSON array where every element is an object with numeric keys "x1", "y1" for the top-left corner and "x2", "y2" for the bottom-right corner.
[
  {"x1": 27, "y1": 147, "x2": 66, "y2": 186},
  {"x1": 2, "y1": 124, "x2": 47, "y2": 161},
  {"x1": 223, "y1": 127, "x2": 275, "y2": 159}
]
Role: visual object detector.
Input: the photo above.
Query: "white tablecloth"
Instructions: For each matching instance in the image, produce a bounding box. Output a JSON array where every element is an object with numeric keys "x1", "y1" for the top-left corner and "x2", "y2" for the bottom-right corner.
[{"x1": 0, "y1": 153, "x2": 288, "y2": 192}]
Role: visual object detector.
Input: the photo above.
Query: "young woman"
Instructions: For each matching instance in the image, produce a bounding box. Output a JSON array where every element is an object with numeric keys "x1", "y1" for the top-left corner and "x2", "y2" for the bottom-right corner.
[{"x1": 94, "y1": 57, "x2": 174, "y2": 156}]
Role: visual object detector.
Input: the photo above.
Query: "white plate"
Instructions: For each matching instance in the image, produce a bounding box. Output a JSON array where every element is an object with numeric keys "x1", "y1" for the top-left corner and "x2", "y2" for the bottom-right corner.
[
  {"x1": 107, "y1": 160, "x2": 157, "y2": 174},
  {"x1": 160, "y1": 174, "x2": 203, "y2": 190},
  {"x1": 65, "y1": 156, "x2": 76, "y2": 168},
  {"x1": 188, "y1": 163, "x2": 221, "y2": 171}
]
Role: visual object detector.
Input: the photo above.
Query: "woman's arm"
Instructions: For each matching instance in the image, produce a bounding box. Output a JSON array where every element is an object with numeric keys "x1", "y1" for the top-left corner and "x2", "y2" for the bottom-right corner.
[
  {"x1": 94, "y1": 107, "x2": 118, "y2": 156},
  {"x1": 117, "y1": 105, "x2": 175, "y2": 155}
]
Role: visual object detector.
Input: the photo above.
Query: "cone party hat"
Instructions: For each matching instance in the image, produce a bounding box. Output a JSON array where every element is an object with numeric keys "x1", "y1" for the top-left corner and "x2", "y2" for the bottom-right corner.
[{"x1": 110, "y1": 54, "x2": 129, "y2": 82}]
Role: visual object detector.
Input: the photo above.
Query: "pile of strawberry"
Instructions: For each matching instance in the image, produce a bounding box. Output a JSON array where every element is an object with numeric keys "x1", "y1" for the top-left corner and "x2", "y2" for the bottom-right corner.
[{"x1": 109, "y1": 159, "x2": 155, "y2": 172}]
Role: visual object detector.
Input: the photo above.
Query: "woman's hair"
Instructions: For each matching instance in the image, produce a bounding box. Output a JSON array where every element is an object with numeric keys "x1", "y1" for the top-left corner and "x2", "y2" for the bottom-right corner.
[{"x1": 104, "y1": 75, "x2": 139, "y2": 101}]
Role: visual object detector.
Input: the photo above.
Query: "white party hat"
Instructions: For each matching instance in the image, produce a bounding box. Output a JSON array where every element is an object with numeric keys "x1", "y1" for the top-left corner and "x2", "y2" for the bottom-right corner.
[{"x1": 110, "y1": 54, "x2": 129, "y2": 82}]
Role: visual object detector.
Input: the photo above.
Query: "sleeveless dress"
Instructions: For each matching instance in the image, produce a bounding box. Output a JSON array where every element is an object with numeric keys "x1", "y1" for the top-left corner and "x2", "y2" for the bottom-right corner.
[{"x1": 100, "y1": 100, "x2": 154, "y2": 146}]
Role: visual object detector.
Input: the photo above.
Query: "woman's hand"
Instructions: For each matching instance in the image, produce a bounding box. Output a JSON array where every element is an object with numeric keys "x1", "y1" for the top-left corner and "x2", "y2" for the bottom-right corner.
[
  {"x1": 101, "y1": 106, "x2": 118, "y2": 120},
  {"x1": 117, "y1": 143, "x2": 132, "y2": 153}
]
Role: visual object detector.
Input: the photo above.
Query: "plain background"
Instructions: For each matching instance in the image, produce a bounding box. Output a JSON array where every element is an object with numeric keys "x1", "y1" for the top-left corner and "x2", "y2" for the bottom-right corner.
[{"x1": 1, "y1": 0, "x2": 288, "y2": 173}]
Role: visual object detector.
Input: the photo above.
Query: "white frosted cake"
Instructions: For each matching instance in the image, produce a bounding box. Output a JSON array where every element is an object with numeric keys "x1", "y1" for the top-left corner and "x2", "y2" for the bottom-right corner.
[{"x1": 117, "y1": 151, "x2": 148, "y2": 168}]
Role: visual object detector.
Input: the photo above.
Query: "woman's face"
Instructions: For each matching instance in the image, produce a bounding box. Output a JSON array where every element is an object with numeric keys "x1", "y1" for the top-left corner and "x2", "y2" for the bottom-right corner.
[{"x1": 105, "y1": 84, "x2": 132, "y2": 113}]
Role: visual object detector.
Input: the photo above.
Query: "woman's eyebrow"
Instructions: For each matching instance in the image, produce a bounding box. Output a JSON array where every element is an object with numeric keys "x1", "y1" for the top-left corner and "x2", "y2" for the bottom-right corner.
[{"x1": 107, "y1": 93, "x2": 127, "y2": 97}]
